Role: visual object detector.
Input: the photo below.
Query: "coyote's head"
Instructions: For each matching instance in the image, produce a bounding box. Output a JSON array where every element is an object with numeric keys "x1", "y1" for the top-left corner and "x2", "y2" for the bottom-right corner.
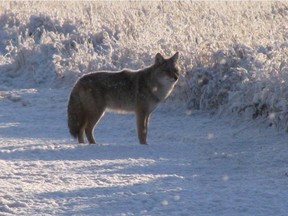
[{"x1": 153, "y1": 52, "x2": 180, "y2": 85}]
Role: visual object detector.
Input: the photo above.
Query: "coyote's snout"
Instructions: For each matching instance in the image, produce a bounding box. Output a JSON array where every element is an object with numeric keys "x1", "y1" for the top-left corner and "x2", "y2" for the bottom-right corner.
[{"x1": 67, "y1": 52, "x2": 180, "y2": 144}]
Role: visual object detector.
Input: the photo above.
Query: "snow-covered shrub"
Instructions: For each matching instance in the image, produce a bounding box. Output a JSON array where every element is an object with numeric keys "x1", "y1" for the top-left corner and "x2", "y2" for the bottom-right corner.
[
  {"x1": 185, "y1": 41, "x2": 288, "y2": 130},
  {"x1": 186, "y1": 43, "x2": 256, "y2": 110}
]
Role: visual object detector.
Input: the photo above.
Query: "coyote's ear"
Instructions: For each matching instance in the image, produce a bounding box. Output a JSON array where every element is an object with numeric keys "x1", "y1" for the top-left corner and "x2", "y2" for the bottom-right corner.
[
  {"x1": 171, "y1": 52, "x2": 179, "y2": 63},
  {"x1": 155, "y1": 53, "x2": 165, "y2": 65}
]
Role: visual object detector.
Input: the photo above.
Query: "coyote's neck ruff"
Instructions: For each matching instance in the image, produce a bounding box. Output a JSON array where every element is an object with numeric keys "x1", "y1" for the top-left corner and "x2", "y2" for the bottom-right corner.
[{"x1": 68, "y1": 52, "x2": 180, "y2": 144}]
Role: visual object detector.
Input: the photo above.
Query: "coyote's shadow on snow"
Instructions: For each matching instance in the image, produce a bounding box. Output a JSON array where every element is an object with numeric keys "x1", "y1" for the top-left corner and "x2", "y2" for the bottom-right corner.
[
  {"x1": 0, "y1": 140, "x2": 195, "y2": 162},
  {"x1": 0, "y1": 143, "x2": 152, "y2": 161}
]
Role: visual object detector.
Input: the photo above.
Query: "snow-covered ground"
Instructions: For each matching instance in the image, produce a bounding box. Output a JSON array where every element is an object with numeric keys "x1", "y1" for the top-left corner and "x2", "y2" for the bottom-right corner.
[
  {"x1": 1, "y1": 88, "x2": 288, "y2": 216},
  {"x1": 1, "y1": 1, "x2": 288, "y2": 216}
]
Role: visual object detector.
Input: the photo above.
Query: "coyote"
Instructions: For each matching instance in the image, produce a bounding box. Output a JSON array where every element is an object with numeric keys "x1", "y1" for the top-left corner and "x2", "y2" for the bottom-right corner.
[{"x1": 67, "y1": 52, "x2": 180, "y2": 144}]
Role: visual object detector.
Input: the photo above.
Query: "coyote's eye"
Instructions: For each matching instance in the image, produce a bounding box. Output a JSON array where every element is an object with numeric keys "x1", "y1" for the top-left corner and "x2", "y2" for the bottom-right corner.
[
  {"x1": 172, "y1": 68, "x2": 179, "y2": 80},
  {"x1": 173, "y1": 66, "x2": 180, "y2": 75},
  {"x1": 166, "y1": 70, "x2": 178, "y2": 81}
]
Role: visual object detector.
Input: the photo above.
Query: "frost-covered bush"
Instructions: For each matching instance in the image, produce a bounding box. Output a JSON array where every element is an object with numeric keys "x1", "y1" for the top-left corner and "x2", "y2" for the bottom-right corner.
[
  {"x1": 0, "y1": 1, "x2": 288, "y2": 129},
  {"x1": 186, "y1": 43, "x2": 255, "y2": 110},
  {"x1": 185, "y1": 40, "x2": 288, "y2": 130}
]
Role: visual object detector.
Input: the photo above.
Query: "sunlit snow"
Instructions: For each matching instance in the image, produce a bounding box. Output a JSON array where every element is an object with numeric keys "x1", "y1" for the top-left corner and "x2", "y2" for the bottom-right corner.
[{"x1": 1, "y1": 1, "x2": 288, "y2": 216}]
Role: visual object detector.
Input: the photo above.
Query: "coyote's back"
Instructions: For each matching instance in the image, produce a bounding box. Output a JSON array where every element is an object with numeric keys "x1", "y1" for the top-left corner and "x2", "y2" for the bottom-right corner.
[{"x1": 67, "y1": 52, "x2": 180, "y2": 144}]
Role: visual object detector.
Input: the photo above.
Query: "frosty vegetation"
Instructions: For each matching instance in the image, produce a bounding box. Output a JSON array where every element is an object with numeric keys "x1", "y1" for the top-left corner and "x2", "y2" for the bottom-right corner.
[{"x1": 1, "y1": 1, "x2": 288, "y2": 131}]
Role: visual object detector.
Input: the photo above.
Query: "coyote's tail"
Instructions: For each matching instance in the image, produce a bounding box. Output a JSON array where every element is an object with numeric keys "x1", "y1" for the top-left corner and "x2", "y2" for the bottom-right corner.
[{"x1": 67, "y1": 88, "x2": 85, "y2": 139}]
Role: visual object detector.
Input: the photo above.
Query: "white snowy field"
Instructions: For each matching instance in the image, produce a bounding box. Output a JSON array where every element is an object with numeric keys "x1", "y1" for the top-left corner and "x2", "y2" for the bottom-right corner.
[
  {"x1": 1, "y1": 1, "x2": 288, "y2": 216},
  {"x1": 0, "y1": 88, "x2": 288, "y2": 216}
]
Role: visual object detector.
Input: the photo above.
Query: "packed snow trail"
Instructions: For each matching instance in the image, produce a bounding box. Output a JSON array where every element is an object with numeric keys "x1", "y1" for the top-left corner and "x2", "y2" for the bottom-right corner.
[{"x1": 0, "y1": 88, "x2": 288, "y2": 216}]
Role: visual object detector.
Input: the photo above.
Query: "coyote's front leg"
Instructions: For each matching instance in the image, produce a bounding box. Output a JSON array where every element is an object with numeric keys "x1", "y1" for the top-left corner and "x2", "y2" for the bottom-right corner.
[{"x1": 136, "y1": 108, "x2": 151, "y2": 145}]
